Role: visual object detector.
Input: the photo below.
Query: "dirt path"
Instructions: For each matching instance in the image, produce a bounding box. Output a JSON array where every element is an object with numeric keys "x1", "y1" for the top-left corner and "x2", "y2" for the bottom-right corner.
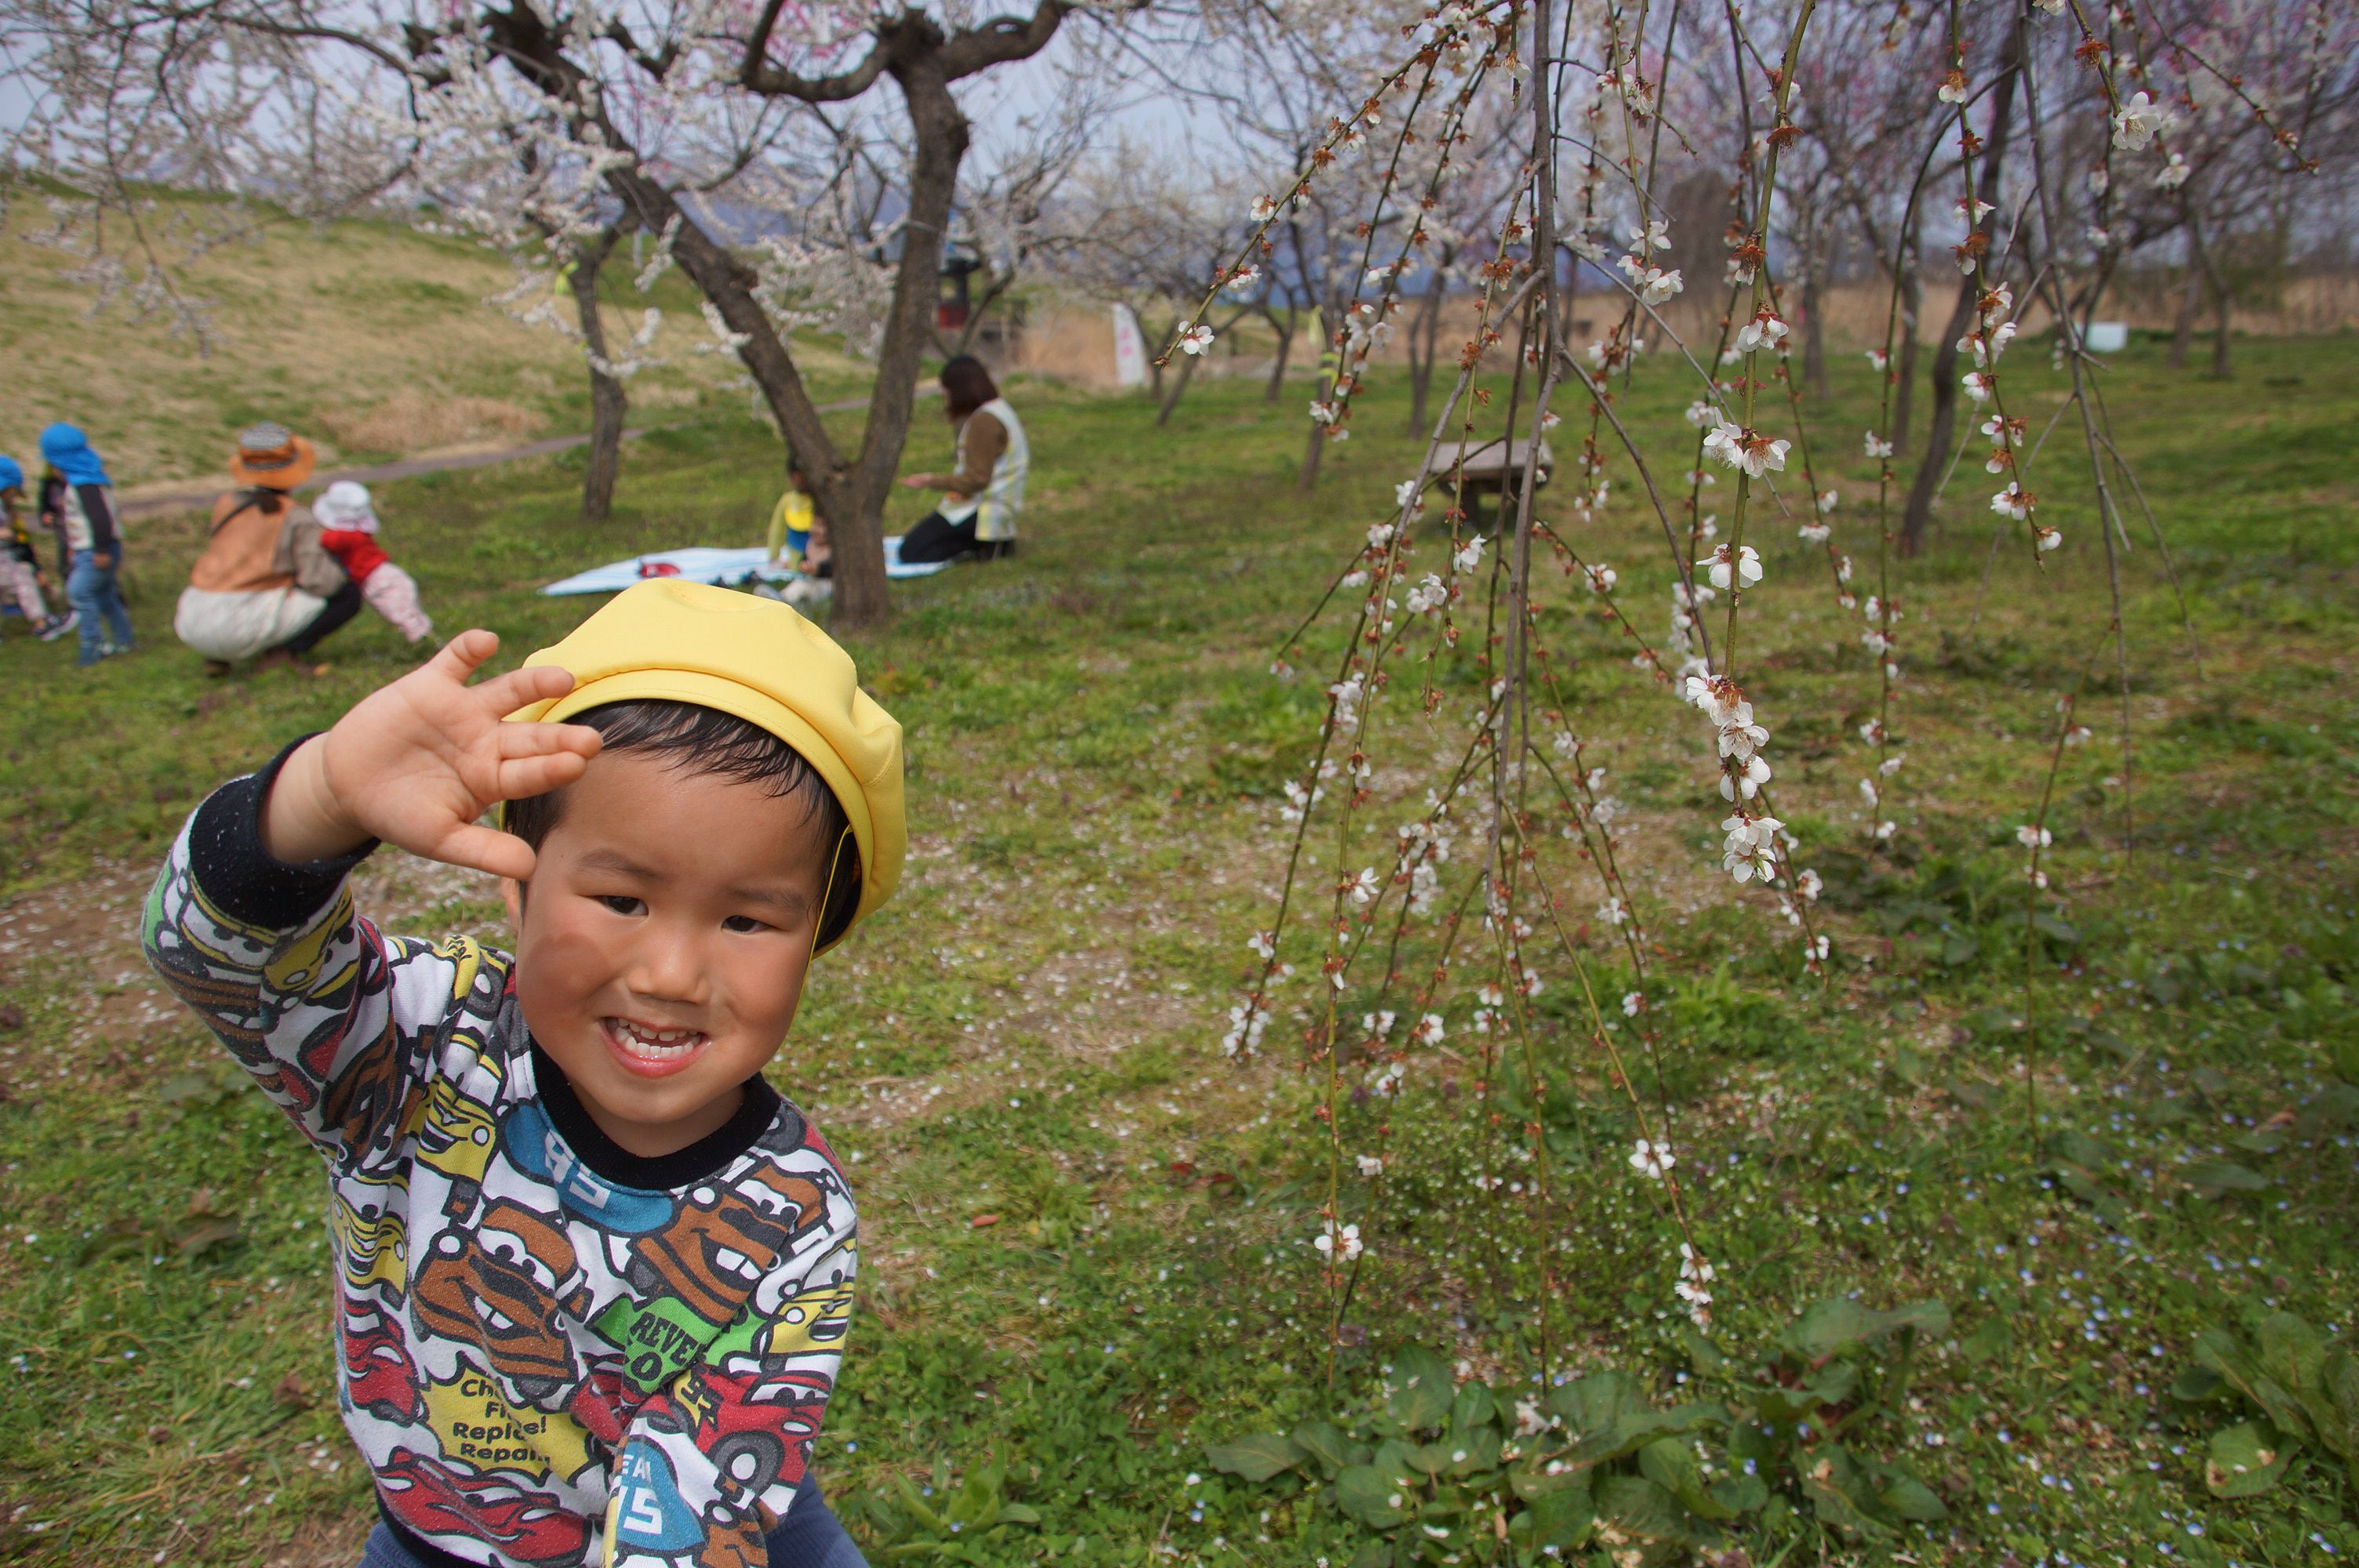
[
  {"x1": 116, "y1": 387, "x2": 910, "y2": 521},
  {"x1": 115, "y1": 429, "x2": 652, "y2": 521}
]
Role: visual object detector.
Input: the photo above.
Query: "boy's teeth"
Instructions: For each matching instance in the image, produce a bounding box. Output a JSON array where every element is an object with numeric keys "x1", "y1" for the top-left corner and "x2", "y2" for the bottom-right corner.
[{"x1": 611, "y1": 1019, "x2": 702, "y2": 1058}]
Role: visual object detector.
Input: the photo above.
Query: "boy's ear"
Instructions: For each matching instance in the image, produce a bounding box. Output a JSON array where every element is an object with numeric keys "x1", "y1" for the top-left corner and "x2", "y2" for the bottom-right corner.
[{"x1": 501, "y1": 877, "x2": 525, "y2": 931}]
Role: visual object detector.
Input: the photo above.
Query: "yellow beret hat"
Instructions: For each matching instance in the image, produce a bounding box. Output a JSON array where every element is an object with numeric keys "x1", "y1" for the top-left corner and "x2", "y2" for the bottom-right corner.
[{"x1": 507, "y1": 579, "x2": 904, "y2": 946}]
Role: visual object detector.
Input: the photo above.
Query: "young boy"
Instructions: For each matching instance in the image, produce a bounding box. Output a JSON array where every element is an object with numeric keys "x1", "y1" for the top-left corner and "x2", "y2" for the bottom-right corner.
[{"x1": 143, "y1": 579, "x2": 903, "y2": 1568}]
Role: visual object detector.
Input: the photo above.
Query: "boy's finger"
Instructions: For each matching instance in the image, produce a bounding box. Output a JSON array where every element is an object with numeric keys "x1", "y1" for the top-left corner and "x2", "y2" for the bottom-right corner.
[
  {"x1": 468, "y1": 662, "x2": 578, "y2": 716},
  {"x1": 495, "y1": 750, "x2": 594, "y2": 802},
  {"x1": 432, "y1": 823, "x2": 539, "y2": 882},
  {"x1": 429, "y1": 629, "x2": 501, "y2": 681},
  {"x1": 497, "y1": 719, "x2": 602, "y2": 760}
]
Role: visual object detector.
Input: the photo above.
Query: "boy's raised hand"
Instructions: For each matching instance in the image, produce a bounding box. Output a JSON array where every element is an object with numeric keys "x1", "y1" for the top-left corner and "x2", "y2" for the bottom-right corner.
[{"x1": 263, "y1": 630, "x2": 602, "y2": 880}]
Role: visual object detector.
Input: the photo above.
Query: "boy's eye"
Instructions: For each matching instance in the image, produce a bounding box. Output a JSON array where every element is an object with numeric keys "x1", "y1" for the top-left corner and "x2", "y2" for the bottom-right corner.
[
  {"x1": 598, "y1": 895, "x2": 646, "y2": 917},
  {"x1": 722, "y1": 914, "x2": 771, "y2": 935}
]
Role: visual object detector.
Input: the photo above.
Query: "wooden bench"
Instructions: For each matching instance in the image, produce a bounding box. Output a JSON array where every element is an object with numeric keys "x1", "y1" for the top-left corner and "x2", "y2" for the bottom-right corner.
[{"x1": 1428, "y1": 437, "x2": 1554, "y2": 526}]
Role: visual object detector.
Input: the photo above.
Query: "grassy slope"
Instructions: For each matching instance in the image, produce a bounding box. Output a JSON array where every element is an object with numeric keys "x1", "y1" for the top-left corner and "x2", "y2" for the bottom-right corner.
[
  {"x1": 0, "y1": 332, "x2": 2354, "y2": 1567},
  {"x1": 0, "y1": 194, "x2": 869, "y2": 485}
]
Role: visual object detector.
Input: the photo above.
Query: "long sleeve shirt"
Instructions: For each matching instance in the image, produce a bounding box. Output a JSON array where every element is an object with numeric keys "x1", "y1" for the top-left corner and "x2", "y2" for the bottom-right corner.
[
  {"x1": 141, "y1": 746, "x2": 859, "y2": 1568},
  {"x1": 942, "y1": 408, "x2": 1007, "y2": 501},
  {"x1": 42, "y1": 476, "x2": 119, "y2": 563},
  {"x1": 318, "y1": 526, "x2": 390, "y2": 584}
]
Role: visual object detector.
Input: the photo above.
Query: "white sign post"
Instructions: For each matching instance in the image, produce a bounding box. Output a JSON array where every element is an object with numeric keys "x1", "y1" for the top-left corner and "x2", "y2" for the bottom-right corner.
[{"x1": 1111, "y1": 303, "x2": 1149, "y2": 390}]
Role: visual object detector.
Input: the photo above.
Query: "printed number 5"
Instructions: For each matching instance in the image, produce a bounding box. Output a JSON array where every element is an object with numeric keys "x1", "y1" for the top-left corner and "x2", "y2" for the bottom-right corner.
[{"x1": 623, "y1": 1490, "x2": 666, "y2": 1536}]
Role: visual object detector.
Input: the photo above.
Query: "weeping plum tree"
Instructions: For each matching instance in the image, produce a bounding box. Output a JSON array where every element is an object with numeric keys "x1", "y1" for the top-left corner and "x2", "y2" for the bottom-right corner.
[{"x1": 1147, "y1": 0, "x2": 2346, "y2": 1370}]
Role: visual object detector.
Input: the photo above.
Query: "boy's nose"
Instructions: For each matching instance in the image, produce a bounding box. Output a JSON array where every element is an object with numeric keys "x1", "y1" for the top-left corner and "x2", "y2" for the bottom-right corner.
[{"x1": 627, "y1": 924, "x2": 711, "y2": 1005}]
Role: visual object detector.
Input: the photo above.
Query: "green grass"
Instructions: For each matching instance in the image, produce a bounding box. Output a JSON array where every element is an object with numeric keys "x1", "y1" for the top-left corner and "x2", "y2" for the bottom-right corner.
[{"x1": 1, "y1": 333, "x2": 2356, "y2": 1567}]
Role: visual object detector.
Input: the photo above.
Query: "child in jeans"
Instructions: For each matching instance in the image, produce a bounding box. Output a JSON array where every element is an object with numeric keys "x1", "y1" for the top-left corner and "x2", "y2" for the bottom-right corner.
[
  {"x1": 314, "y1": 481, "x2": 434, "y2": 644},
  {"x1": 37, "y1": 423, "x2": 135, "y2": 666},
  {"x1": 143, "y1": 582, "x2": 900, "y2": 1568}
]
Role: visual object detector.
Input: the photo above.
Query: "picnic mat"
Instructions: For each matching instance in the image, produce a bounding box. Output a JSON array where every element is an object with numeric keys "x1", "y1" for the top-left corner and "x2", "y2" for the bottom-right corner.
[{"x1": 540, "y1": 540, "x2": 951, "y2": 597}]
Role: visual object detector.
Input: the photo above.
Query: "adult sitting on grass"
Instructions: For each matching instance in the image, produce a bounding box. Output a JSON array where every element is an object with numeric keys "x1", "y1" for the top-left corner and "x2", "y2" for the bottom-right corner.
[
  {"x1": 895, "y1": 355, "x2": 1028, "y2": 564},
  {"x1": 173, "y1": 423, "x2": 359, "y2": 677}
]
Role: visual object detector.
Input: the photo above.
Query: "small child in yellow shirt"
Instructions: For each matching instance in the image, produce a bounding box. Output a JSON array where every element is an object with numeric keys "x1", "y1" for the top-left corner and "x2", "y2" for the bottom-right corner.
[{"x1": 765, "y1": 459, "x2": 824, "y2": 574}]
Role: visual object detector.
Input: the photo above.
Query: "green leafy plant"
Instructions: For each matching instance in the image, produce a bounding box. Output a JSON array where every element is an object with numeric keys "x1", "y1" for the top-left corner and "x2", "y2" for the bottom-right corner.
[
  {"x1": 848, "y1": 1442, "x2": 1043, "y2": 1562},
  {"x1": 2172, "y1": 1313, "x2": 2359, "y2": 1497},
  {"x1": 1716, "y1": 1298, "x2": 1953, "y2": 1540},
  {"x1": 1206, "y1": 1297, "x2": 1950, "y2": 1566}
]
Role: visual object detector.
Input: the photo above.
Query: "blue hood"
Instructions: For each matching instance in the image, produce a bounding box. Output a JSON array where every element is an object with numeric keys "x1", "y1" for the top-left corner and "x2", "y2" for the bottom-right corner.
[
  {"x1": 0, "y1": 456, "x2": 21, "y2": 493},
  {"x1": 38, "y1": 424, "x2": 111, "y2": 488}
]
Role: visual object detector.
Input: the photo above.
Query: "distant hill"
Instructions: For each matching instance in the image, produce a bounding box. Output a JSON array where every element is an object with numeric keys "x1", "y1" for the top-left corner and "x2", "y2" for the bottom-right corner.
[{"x1": 0, "y1": 194, "x2": 870, "y2": 495}]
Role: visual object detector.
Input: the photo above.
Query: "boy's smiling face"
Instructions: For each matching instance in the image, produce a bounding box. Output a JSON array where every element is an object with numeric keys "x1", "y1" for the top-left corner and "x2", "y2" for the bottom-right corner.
[{"x1": 503, "y1": 748, "x2": 838, "y2": 1159}]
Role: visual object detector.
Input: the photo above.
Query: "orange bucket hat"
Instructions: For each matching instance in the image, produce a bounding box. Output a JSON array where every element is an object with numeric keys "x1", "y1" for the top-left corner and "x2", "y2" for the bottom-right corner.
[{"x1": 227, "y1": 423, "x2": 318, "y2": 490}]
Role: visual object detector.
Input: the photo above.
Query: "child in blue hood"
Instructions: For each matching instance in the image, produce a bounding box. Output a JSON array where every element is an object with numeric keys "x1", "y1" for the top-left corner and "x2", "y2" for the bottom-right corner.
[{"x1": 38, "y1": 423, "x2": 135, "y2": 666}]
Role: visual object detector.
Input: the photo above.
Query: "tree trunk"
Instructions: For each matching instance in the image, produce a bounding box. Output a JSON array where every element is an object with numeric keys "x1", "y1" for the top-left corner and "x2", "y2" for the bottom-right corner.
[
  {"x1": 566, "y1": 226, "x2": 627, "y2": 524},
  {"x1": 604, "y1": 62, "x2": 972, "y2": 628},
  {"x1": 1263, "y1": 305, "x2": 1296, "y2": 401},
  {"x1": 2168, "y1": 245, "x2": 2202, "y2": 368},
  {"x1": 1893, "y1": 233, "x2": 1921, "y2": 458},
  {"x1": 1145, "y1": 315, "x2": 1175, "y2": 402},
  {"x1": 1900, "y1": 27, "x2": 2019, "y2": 556},
  {"x1": 1408, "y1": 268, "x2": 1447, "y2": 433},
  {"x1": 1296, "y1": 420, "x2": 1327, "y2": 492},
  {"x1": 1801, "y1": 240, "x2": 1829, "y2": 401},
  {"x1": 1155, "y1": 351, "x2": 1198, "y2": 426},
  {"x1": 2197, "y1": 227, "x2": 2234, "y2": 378}
]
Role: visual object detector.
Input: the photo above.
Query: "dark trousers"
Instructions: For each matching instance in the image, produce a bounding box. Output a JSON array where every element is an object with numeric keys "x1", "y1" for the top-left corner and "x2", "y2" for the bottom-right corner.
[
  {"x1": 277, "y1": 579, "x2": 362, "y2": 656},
  {"x1": 896, "y1": 510, "x2": 977, "y2": 564}
]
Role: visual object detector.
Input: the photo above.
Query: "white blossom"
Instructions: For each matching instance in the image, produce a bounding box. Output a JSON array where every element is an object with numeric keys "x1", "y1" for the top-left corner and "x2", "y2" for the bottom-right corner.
[
  {"x1": 1313, "y1": 1221, "x2": 1364, "y2": 1262},
  {"x1": 1630, "y1": 1138, "x2": 1676, "y2": 1178},
  {"x1": 1720, "y1": 814, "x2": 1784, "y2": 883},
  {"x1": 1733, "y1": 310, "x2": 1789, "y2": 354},
  {"x1": 1702, "y1": 543, "x2": 1763, "y2": 590},
  {"x1": 2112, "y1": 90, "x2": 2169, "y2": 151}
]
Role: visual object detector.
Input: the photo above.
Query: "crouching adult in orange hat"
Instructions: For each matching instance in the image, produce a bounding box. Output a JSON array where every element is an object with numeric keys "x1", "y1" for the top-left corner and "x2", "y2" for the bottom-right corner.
[{"x1": 173, "y1": 423, "x2": 359, "y2": 675}]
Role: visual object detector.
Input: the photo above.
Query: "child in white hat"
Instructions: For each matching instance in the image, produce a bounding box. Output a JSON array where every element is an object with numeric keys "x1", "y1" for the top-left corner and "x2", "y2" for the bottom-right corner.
[{"x1": 313, "y1": 480, "x2": 434, "y2": 644}]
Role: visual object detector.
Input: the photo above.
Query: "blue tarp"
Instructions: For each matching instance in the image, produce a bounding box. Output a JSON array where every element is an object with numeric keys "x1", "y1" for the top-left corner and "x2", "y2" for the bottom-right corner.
[{"x1": 540, "y1": 540, "x2": 949, "y2": 597}]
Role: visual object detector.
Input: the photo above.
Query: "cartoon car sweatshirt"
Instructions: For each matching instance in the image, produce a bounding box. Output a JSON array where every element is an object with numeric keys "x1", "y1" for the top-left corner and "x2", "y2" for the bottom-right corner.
[{"x1": 141, "y1": 744, "x2": 859, "y2": 1568}]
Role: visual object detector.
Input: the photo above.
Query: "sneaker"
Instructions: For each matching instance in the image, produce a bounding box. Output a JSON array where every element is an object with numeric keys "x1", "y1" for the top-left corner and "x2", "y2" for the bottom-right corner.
[{"x1": 38, "y1": 611, "x2": 78, "y2": 642}]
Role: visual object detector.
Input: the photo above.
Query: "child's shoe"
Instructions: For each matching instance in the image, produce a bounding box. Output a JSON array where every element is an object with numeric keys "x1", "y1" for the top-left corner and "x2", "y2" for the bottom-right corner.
[{"x1": 38, "y1": 610, "x2": 78, "y2": 642}]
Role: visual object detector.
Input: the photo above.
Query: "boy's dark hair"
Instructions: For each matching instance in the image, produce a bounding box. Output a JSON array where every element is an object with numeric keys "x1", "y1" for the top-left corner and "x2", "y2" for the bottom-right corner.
[
  {"x1": 507, "y1": 700, "x2": 861, "y2": 949},
  {"x1": 939, "y1": 355, "x2": 998, "y2": 420}
]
